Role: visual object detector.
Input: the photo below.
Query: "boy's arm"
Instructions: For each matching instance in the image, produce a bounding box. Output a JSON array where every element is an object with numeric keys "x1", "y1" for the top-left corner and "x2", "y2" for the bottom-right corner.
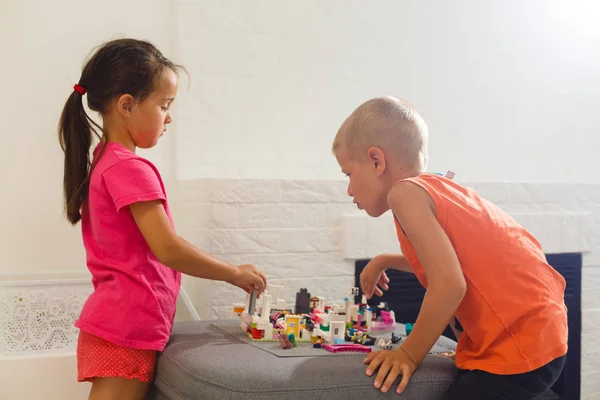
[
  {"x1": 361, "y1": 253, "x2": 414, "y2": 298},
  {"x1": 388, "y1": 181, "x2": 466, "y2": 365},
  {"x1": 449, "y1": 316, "x2": 463, "y2": 340},
  {"x1": 375, "y1": 253, "x2": 414, "y2": 273}
]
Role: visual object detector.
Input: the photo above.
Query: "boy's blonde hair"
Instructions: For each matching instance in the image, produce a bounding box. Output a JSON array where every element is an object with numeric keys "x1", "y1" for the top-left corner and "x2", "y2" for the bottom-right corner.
[{"x1": 332, "y1": 96, "x2": 428, "y2": 173}]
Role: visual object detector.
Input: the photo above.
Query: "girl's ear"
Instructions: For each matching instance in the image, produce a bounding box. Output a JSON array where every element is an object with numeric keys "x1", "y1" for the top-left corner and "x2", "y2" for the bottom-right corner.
[{"x1": 116, "y1": 94, "x2": 134, "y2": 118}]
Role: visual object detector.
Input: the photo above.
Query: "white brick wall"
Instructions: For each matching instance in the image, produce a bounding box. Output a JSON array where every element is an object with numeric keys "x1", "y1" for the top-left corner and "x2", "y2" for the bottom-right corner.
[
  {"x1": 170, "y1": 0, "x2": 600, "y2": 185},
  {"x1": 172, "y1": 179, "x2": 600, "y2": 397},
  {"x1": 171, "y1": 179, "x2": 358, "y2": 321},
  {"x1": 342, "y1": 211, "x2": 592, "y2": 260}
]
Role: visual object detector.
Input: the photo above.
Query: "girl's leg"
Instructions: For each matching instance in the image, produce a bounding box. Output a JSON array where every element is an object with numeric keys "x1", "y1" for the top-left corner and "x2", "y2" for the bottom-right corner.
[
  {"x1": 77, "y1": 331, "x2": 157, "y2": 400},
  {"x1": 89, "y1": 377, "x2": 150, "y2": 400}
]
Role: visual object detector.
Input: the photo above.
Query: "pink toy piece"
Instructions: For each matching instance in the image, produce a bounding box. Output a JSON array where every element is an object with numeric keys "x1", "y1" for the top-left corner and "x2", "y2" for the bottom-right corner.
[
  {"x1": 380, "y1": 310, "x2": 393, "y2": 324},
  {"x1": 279, "y1": 334, "x2": 292, "y2": 349},
  {"x1": 322, "y1": 344, "x2": 372, "y2": 353}
]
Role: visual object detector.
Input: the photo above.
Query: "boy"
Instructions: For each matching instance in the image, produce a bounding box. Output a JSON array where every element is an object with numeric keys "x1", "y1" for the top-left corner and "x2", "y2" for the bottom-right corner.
[{"x1": 332, "y1": 96, "x2": 567, "y2": 399}]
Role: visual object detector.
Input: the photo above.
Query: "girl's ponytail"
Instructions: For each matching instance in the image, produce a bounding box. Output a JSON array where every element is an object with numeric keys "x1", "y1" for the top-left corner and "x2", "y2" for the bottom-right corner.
[
  {"x1": 58, "y1": 89, "x2": 94, "y2": 225},
  {"x1": 58, "y1": 38, "x2": 180, "y2": 225}
]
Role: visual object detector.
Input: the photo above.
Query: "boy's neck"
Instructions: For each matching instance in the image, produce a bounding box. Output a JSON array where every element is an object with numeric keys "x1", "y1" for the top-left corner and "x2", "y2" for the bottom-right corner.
[
  {"x1": 388, "y1": 165, "x2": 422, "y2": 183},
  {"x1": 383, "y1": 166, "x2": 422, "y2": 194}
]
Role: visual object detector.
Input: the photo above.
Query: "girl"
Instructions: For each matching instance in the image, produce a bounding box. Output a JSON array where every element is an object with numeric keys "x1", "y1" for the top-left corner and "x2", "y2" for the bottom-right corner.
[{"x1": 58, "y1": 38, "x2": 267, "y2": 400}]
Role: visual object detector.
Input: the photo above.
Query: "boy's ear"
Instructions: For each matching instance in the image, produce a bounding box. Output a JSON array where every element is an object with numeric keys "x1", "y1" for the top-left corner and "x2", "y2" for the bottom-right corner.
[
  {"x1": 367, "y1": 147, "x2": 386, "y2": 175},
  {"x1": 116, "y1": 94, "x2": 135, "y2": 117}
]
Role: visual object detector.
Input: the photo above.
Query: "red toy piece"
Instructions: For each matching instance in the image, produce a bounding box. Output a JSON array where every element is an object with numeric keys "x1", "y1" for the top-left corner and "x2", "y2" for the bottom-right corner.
[{"x1": 251, "y1": 327, "x2": 263, "y2": 339}]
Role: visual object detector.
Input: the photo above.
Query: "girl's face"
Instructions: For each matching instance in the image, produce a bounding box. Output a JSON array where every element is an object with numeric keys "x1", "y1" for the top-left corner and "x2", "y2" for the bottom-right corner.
[{"x1": 127, "y1": 68, "x2": 179, "y2": 149}]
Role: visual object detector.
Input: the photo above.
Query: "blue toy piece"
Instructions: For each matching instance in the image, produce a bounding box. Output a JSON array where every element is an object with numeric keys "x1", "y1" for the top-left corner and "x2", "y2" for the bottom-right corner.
[
  {"x1": 288, "y1": 333, "x2": 297, "y2": 347},
  {"x1": 405, "y1": 323, "x2": 414, "y2": 336}
]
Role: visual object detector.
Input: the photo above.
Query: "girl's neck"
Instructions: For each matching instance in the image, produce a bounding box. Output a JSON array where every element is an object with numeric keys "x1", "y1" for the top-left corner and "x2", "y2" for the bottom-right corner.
[
  {"x1": 101, "y1": 116, "x2": 136, "y2": 153},
  {"x1": 100, "y1": 134, "x2": 136, "y2": 153}
]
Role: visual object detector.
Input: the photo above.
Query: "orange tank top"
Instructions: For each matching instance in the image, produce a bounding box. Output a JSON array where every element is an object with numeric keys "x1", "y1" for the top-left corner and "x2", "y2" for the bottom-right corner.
[{"x1": 394, "y1": 174, "x2": 568, "y2": 374}]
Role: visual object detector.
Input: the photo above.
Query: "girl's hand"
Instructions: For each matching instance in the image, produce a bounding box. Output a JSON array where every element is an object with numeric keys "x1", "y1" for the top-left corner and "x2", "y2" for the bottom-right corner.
[
  {"x1": 360, "y1": 256, "x2": 390, "y2": 299},
  {"x1": 363, "y1": 348, "x2": 419, "y2": 394},
  {"x1": 229, "y1": 264, "x2": 267, "y2": 296}
]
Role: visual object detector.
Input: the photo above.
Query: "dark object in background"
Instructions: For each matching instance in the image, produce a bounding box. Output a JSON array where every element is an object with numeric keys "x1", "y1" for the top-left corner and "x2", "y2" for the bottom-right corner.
[{"x1": 295, "y1": 288, "x2": 311, "y2": 315}]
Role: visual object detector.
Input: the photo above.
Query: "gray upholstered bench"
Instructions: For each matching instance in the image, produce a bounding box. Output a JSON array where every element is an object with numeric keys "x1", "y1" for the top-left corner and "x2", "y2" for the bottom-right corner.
[{"x1": 149, "y1": 320, "x2": 457, "y2": 400}]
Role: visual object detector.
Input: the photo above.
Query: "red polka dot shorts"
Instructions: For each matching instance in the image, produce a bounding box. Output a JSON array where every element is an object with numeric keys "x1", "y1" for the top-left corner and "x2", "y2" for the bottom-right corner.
[{"x1": 77, "y1": 330, "x2": 158, "y2": 383}]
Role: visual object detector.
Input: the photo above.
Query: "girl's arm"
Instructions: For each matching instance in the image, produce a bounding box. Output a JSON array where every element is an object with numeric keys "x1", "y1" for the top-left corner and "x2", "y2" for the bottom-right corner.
[{"x1": 129, "y1": 200, "x2": 266, "y2": 293}]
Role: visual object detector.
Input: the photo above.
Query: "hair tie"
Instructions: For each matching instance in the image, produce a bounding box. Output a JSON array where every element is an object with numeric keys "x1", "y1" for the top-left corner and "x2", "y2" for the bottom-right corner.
[{"x1": 73, "y1": 84, "x2": 87, "y2": 95}]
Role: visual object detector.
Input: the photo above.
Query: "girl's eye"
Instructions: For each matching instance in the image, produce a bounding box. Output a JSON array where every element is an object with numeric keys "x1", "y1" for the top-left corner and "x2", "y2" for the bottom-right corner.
[
  {"x1": 345, "y1": 174, "x2": 350, "y2": 178},
  {"x1": 161, "y1": 106, "x2": 168, "y2": 112}
]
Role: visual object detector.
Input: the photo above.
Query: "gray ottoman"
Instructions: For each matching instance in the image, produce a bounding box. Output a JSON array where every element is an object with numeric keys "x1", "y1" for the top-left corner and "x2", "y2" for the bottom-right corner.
[{"x1": 149, "y1": 321, "x2": 457, "y2": 400}]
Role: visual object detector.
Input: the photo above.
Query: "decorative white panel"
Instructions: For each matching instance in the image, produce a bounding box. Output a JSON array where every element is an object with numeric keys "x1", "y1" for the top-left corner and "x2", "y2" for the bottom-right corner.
[{"x1": 0, "y1": 280, "x2": 92, "y2": 355}]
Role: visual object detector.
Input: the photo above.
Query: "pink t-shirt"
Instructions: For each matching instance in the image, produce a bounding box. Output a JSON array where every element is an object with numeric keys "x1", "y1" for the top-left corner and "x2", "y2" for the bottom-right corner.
[{"x1": 75, "y1": 142, "x2": 181, "y2": 351}]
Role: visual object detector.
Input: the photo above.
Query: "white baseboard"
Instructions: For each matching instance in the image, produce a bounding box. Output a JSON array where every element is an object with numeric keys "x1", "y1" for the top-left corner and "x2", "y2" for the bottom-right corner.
[{"x1": 0, "y1": 354, "x2": 90, "y2": 400}]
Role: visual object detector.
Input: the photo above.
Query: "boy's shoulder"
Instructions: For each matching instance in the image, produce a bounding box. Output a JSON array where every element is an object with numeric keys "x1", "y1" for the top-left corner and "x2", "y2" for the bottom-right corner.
[{"x1": 390, "y1": 173, "x2": 460, "y2": 199}]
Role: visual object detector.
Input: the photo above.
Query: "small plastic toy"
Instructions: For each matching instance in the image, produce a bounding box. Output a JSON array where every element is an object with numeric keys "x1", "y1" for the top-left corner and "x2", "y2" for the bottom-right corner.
[
  {"x1": 288, "y1": 333, "x2": 297, "y2": 347},
  {"x1": 235, "y1": 285, "x2": 399, "y2": 354},
  {"x1": 432, "y1": 170, "x2": 456, "y2": 180},
  {"x1": 279, "y1": 332, "x2": 293, "y2": 349},
  {"x1": 295, "y1": 288, "x2": 311, "y2": 315},
  {"x1": 322, "y1": 343, "x2": 372, "y2": 353},
  {"x1": 377, "y1": 339, "x2": 393, "y2": 350},
  {"x1": 247, "y1": 288, "x2": 258, "y2": 315},
  {"x1": 405, "y1": 323, "x2": 414, "y2": 336}
]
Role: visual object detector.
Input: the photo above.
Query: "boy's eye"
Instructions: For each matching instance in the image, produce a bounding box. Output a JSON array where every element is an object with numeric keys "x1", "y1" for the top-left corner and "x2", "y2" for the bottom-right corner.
[
  {"x1": 345, "y1": 174, "x2": 350, "y2": 178},
  {"x1": 161, "y1": 106, "x2": 168, "y2": 112}
]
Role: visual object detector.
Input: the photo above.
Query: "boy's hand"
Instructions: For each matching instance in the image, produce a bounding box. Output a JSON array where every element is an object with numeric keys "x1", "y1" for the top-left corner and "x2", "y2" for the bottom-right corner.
[
  {"x1": 436, "y1": 350, "x2": 456, "y2": 360},
  {"x1": 364, "y1": 348, "x2": 419, "y2": 394},
  {"x1": 360, "y1": 256, "x2": 390, "y2": 299},
  {"x1": 229, "y1": 265, "x2": 267, "y2": 296}
]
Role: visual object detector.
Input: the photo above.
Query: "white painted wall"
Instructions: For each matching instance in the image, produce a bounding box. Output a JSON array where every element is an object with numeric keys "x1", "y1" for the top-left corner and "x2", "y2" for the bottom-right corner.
[
  {"x1": 0, "y1": 0, "x2": 174, "y2": 276},
  {"x1": 173, "y1": 0, "x2": 600, "y2": 184},
  {"x1": 0, "y1": 1, "x2": 173, "y2": 398},
  {"x1": 3, "y1": 1, "x2": 600, "y2": 399}
]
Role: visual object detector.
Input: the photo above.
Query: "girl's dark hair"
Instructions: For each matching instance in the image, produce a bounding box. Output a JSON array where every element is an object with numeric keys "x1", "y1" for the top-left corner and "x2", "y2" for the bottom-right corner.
[{"x1": 58, "y1": 38, "x2": 179, "y2": 225}]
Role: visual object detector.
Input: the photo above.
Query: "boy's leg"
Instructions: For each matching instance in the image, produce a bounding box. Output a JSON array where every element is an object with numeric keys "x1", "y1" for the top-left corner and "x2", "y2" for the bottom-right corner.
[
  {"x1": 89, "y1": 377, "x2": 150, "y2": 400},
  {"x1": 444, "y1": 355, "x2": 566, "y2": 400},
  {"x1": 444, "y1": 369, "x2": 513, "y2": 400}
]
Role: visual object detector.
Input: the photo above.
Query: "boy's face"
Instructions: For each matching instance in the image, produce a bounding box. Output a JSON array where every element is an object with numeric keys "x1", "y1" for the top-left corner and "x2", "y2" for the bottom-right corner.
[{"x1": 335, "y1": 147, "x2": 390, "y2": 218}]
